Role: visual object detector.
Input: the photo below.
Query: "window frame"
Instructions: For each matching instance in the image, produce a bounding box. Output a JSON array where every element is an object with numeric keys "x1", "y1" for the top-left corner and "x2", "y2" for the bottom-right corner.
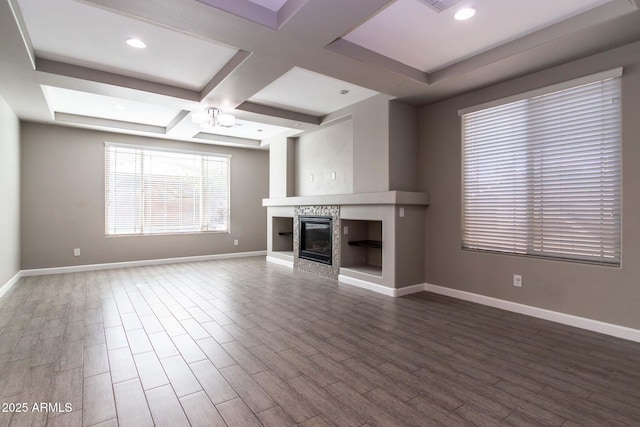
[
  {"x1": 459, "y1": 68, "x2": 622, "y2": 266},
  {"x1": 104, "y1": 142, "x2": 231, "y2": 237}
]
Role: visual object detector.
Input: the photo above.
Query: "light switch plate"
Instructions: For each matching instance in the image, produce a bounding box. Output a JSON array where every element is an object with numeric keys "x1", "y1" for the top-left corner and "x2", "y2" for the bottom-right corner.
[{"x1": 513, "y1": 274, "x2": 523, "y2": 287}]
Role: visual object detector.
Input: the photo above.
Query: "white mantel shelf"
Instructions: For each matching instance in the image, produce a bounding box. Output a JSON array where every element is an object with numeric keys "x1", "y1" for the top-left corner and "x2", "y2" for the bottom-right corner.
[{"x1": 262, "y1": 191, "x2": 429, "y2": 207}]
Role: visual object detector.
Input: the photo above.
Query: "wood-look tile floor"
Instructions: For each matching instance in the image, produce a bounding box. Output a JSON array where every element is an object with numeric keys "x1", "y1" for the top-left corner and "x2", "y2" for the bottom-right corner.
[{"x1": 1, "y1": 257, "x2": 640, "y2": 426}]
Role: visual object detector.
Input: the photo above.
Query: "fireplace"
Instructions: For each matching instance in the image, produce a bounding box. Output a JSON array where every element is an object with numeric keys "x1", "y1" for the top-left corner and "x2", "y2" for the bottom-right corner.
[{"x1": 299, "y1": 216, "x2": 332, "y2": 265}]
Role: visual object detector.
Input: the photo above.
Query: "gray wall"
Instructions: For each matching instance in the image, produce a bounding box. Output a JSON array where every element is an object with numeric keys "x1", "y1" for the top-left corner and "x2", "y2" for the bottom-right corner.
[
  {"x1": 389, "y1": 101, "x2": 418, "y2": 192},
  {"x1": 395, "y1": 205, "x2": 425, "y2": 288},
  {"x1": 419, "y1": 41, "x2": 640, "y2": 329},
  {"x1": 269, "y1": 137, "x2": 295, "y2": 198},
  {"x1": 292, "y1": 95, "x2": 418, "y2": 196},
  {"x1": 295, "y1": 119, "x2": 353, "y2": 196},
  {"x1": 0, "y1": 95, "x2": 20, "y2": 285},
  {"x1": 352, "y1": 96, "x2": 390, "y2": 193},
  {"x1": 21, "y1": 123, "x2": 269, "y2": 269}
]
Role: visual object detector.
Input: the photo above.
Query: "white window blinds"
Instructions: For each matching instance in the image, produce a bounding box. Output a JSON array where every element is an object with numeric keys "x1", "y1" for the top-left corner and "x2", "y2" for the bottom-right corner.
[
  {"x1": 105, "y1": 144, "x2": 230, "y2": 235},
  {"x1": 461, "y1": 72, "x2": 622, "y2": 265}
]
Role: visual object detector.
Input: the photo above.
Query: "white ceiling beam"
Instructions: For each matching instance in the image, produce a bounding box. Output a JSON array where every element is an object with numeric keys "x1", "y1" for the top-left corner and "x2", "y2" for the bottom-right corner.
[{"x1": 36, "y1": 59, "x2": 200, "y2": 101}]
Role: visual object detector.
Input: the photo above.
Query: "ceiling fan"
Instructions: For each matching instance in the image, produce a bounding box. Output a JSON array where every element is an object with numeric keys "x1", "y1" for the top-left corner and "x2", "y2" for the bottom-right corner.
[{"x1": 191, "y1": 107, "x2": 236, "y2": 128}]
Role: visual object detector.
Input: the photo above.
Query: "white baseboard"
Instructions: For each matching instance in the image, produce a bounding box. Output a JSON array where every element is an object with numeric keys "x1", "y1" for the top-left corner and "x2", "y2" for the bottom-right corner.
[
  {"x1": 424, "y1": 283, "x2": 640, "y2": 343},
  {"x1": 266, "y1": 256, "x2": 294, "y2": 268},
  {"x1": 337, "y1": 277, "x2": 640, "y2": 341},
  {"x1": 338, "y1": 275, "x2": 425, "y2": 297},
  {"x1": 0, "y1": 271, "x2": 22, "y2": 299},
  {"x1": 338, "y1": 274, "x2": 395, "y2": 296},
  {"x1": 20, "y1": 250, "x2": 267, "y2": 277},
  {"x1": 395, "y1": 283, "x2": 426, "y2": 297}
]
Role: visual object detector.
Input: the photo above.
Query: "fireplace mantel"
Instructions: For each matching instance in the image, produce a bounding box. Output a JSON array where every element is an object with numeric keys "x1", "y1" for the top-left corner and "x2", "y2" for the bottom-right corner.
[
  {"x1": 262, "y1": 191, "x2": 429, "y2": 207},
  {"x1": 266, "y1": 195, "x2": 426, "y2": 294}
]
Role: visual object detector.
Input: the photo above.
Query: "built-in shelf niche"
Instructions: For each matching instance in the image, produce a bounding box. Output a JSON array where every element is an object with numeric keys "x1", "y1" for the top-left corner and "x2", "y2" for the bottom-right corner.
[
  {"x1": 272, "y1": 216, "x2": 294, "y2": 254},
  {"x1": 341, "y1": 219, "x2": 382, "y2": 277}
]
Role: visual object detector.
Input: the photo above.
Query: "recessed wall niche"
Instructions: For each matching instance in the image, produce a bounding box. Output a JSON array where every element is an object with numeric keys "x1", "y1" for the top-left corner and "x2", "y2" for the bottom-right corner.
[
  {"x1": 272, "y1": 216, "x2": 294, "y2": 254},
  {"x1": 340, "y1": 219, "x2": 382, "y2": 277}
]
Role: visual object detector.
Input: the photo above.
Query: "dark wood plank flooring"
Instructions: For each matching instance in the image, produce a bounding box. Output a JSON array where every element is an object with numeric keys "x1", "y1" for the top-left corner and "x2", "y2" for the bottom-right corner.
[{"x1": 0, "y1": 256, "x2": 639, "y2": 426}]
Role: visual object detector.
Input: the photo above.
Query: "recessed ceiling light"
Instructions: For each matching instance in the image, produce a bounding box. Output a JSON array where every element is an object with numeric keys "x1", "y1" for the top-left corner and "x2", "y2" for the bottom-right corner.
[
  {"x1": 126, "y1": 38, "x2": 147, "y2": 49},
  {"x1": 454, "y1": 7, "x2": 476, "y2": 21},
  {"x1": 113, "y1": 104, "x2": 126, "y2": 110}
]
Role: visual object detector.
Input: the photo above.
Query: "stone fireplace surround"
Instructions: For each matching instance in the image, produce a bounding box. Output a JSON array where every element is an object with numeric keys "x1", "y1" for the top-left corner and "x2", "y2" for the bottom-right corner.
[{"x1": 293, "y1": 205, "x2": 340, "y2": 279}]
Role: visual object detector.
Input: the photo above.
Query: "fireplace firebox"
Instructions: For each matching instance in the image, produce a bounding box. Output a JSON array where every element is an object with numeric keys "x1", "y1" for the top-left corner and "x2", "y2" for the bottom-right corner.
[{"x1": 299, "y1": 216, "x2": 332, "y2": 265}]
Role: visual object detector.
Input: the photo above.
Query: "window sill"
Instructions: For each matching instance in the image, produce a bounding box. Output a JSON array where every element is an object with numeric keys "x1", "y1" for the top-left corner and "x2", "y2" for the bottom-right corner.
[{"x1": 106, "y1": 230, "x2": 230, "y2": 237}]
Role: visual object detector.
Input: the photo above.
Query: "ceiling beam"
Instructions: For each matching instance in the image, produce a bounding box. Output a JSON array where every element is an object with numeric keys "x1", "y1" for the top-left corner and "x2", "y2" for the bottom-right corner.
[{"x1": 36, "y1": 59, "x2": 200, "y2": 101}]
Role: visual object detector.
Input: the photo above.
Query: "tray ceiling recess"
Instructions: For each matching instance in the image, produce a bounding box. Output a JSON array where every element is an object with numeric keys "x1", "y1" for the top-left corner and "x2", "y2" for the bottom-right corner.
[
  {"x1": 18, "y1": 0, "x2": 241, "y2": 91},
  {"x1": 249, "y1": 67, "x2": 379, "y2": 116},
  {"x1": 43, "y1": 86, "x2": 183, "y2": 127},
  {"x1": 341, "y1": 0, "x2": 616, "y2": 73}
]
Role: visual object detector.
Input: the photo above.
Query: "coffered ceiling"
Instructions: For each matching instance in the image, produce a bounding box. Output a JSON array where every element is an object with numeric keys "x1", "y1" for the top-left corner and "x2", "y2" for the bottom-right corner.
[
  {"x1": 342, "y1": 0, "x2": 613, "y2": 72},
  {"x1": 43, "y1": 86, "x2": 183, "y2": 127},
  {"x1": 249, "y1": 68, "x2": 379, "y2": 116},
  {"x1": 1, "y1": 0, "x2": 639, "y2": 149},
  {"x1": 19, "y1": 0, "x2": 240, "y2": 90}
]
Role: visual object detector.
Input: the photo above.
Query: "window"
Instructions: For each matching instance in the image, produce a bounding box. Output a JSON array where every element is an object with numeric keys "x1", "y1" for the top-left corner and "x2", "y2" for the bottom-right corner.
[
  {"x1": 461, "y1": 69, "x2": 622, "y2": 265},
  {"x1": 105, "y1": 143, "x2": 230, "y2": 235}
]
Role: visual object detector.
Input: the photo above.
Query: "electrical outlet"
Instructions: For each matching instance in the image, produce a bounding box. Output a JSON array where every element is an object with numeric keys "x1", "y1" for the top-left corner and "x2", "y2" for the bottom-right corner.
[
  {"x1": 74, "y1": 248, "x2": 81, "y2": 257},
  {"x1": 513, "y1": 274, "x2": 522, "y2": 287},
  {"x1": 344, "y1": 226, "x2": 349, "y2": 235},
  {"x1": 234, "y1": 239, "x2": 239, "y2": 246},
  {"x1": 309, "y1": 174, "x2": 314, "y2": 182},
  {"x1": 331, "y1": 171, "x2": 336, "y2": 180},
  {"x1": 399, "y1": 207, "x2": 405, "y2": 218}
]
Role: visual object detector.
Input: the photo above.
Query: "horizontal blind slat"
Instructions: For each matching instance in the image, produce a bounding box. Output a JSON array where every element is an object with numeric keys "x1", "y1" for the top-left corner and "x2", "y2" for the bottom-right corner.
[
  {"x1": 105, "y1": 145, "x2": 230, "y2": 235},
  {"x1": 461, "y1": 76, "x2": 621, "y2": 265}
]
